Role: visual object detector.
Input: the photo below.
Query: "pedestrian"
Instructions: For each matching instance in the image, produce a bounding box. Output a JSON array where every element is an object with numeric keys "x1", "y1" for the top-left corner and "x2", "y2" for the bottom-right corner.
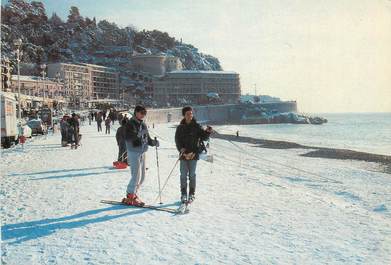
[
  {"x1": 109, "y1": 110, "x2": 115, "y2": 125},
  {"x1": 88, "y1": 114, "x2": 92, "y2": 125},
  {"x1": 60, "y1": 115, "x2": 69, "y2": 146},
  {"x1": 175, "y1": 106, "x2": 213, "y2": 203},
  {"x1": 68, "y1": 113, "x2": 80, "y2": 148},
  {"x1": 96, "y1": 112, "x2": 103, "y2": 132},
  {"x1": 116, "y1": 118, "x2": 127, "y2": 163},
  {"x1": 105, "y1": 117, "x2": 111, "y2": 134},
  {"x1": 122, "y1": 105, "x2": 159, "y2": 206},
  {"x1": 117, "y1": 113, "x2": 123, "y2": 125}
]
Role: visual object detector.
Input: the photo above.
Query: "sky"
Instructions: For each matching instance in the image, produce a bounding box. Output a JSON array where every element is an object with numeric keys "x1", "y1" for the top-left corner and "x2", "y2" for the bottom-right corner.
[{"x1": 34, "y1": 0, "x2": 391, "y2": 112}]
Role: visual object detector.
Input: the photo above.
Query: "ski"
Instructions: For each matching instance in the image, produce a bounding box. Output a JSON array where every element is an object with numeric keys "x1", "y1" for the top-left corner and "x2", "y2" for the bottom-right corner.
[{"x1": 100, "y1": 200, "x2": 178, "y2": 214}]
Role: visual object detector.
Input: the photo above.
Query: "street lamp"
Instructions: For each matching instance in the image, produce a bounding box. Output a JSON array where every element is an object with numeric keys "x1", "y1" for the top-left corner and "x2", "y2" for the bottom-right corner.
[
  {"x1": 13, "y1": 38, "x2": 22, "y2": 120},
  {"x1": 40, "y1": 64, "x2": 46, "y2": 107}
]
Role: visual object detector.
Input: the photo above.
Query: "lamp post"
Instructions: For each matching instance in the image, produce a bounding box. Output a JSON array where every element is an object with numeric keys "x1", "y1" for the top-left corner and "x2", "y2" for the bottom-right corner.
[
  {"x1": 13, "y1": 38, "x2": 22, "y2": 120},
  {"x1": 40, "y1": 64, "x2": 46, "y2": 107}
]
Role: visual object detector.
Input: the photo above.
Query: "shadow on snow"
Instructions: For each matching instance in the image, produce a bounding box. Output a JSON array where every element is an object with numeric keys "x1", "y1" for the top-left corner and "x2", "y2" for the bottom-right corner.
[{"x1": 1, "y1": 202, "x2": 177, "y2": 245}]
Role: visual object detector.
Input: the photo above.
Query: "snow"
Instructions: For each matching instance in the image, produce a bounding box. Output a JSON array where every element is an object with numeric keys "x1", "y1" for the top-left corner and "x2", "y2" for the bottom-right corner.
[{"x1": 1, "y1": 122, "x2": 391, "y2": 264}]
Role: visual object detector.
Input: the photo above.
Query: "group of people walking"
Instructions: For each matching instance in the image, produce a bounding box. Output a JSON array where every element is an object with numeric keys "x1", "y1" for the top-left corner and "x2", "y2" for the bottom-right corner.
[
  {"x1": 119, "y1": 105, "x2": 213, "y2": 207},
  {"x1": 89, "y1": 110, "x2": 120, "y2": 134}
]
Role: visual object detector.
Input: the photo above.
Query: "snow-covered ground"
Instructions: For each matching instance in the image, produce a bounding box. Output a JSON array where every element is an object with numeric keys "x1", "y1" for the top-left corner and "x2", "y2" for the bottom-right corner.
[{"x1": 1, "y1": 122, "x2": 391, "y2": 265}]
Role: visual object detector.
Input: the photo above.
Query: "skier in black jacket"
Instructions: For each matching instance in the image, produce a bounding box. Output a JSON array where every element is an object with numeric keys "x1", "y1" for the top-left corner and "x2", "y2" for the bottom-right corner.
[{"x1": 175, "y1": 106, "x2": 212, "y2": 203}]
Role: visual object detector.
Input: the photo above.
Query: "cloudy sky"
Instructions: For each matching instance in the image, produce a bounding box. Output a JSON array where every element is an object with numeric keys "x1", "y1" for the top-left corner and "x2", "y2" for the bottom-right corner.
[{"x1": 40, "y1": 0, "x2": 391, "y2": 113}]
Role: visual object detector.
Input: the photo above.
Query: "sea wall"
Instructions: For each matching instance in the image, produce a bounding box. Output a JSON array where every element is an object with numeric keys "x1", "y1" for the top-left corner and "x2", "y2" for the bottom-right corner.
[{"x1": 145, "y1": 101, "x2": 297, "y2": 124}]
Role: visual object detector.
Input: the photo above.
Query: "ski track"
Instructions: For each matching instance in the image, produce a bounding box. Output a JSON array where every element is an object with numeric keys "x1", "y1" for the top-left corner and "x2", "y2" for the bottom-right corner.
[{"x1": 1, "y1": 123, "x2": 391, "y2": 265}]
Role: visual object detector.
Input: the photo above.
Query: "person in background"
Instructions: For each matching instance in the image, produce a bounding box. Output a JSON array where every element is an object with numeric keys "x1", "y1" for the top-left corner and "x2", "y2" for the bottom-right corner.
[
  {"x1": 68, "y1": 113, "x2": 80, "y2": 148},
  {"x1": 96, "y1": 112, "x2": 103, "y2": 132},
  {"x1": 105, "y1": 116, "x2": 112, "y2": 134},
  {"x1": 116, "y1": 119, "x2": 127, "y2": 163},
  {"x1": 60, "y1": 115, "x2": 69, "y2": 146}
]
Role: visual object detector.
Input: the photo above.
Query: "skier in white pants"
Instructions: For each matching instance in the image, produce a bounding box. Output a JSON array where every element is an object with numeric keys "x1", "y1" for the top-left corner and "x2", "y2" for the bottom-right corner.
[{"x1": 122, "y1": 106, "x2": 159, "y2": 206}]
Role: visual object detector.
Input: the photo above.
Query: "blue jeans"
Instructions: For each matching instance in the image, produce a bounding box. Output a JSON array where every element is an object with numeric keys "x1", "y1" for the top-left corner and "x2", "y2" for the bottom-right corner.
[{"x1": 180, "y1": 160, "x2": 197, "y2": 195}]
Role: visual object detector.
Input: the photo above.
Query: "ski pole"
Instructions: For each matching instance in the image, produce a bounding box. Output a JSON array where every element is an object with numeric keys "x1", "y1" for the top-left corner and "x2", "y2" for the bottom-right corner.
[
  {"x1": 155, "y1": 137, "x2": 162, "y2": 204},
  {"x1": 154, "y1": 152, "x2": 183, "y2": 203}
]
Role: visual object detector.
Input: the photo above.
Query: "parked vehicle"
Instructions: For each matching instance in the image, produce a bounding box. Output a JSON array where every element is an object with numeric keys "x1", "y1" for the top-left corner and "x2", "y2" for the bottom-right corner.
[
  {"x1": 1, "y1": 92, "x2": 19, "y2": 148},
  {"x1": 27, "y1": 119, "x2": 47, "y2": 135}
]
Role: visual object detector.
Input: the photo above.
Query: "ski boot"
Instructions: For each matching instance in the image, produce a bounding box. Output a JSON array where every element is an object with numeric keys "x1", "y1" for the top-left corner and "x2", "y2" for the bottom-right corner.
[
  {"x1": 180, "y1": 194, "x2": 187, "y2": 203},
  {"x1": 122, "y1": 193, "x2": 145, "y2": 206},
  {"x1": 188, "y1": 194, "x2": 195, "y2": 204}
]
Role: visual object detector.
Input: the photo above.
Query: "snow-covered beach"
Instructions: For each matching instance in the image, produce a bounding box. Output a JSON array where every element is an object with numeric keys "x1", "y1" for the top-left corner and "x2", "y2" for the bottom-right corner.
[{"x1": 1, "y1": 122, "x2": 391, "y2": 264}]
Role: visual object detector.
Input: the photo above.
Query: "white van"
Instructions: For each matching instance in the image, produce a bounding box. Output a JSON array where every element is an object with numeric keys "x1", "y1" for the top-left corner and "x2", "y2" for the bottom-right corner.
[{"x1": 1, "y1": 92, "x2": 19, "y2": 148}]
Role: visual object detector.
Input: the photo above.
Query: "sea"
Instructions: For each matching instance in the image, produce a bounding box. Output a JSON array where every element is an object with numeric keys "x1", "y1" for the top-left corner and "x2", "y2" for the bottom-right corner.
[{"x1": 217, "y1": 113, "x2": 391, "y2": 156}]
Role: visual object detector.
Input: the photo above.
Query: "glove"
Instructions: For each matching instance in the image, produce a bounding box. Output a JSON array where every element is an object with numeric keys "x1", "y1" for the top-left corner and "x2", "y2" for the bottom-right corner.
[{"x1": 206, "y1": 126, "x2": 213, "y2": 133}]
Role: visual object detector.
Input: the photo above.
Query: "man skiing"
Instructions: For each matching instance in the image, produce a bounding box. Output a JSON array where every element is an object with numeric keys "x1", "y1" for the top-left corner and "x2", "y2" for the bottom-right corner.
[
  {"x1": 175, "y1": 106, "x2": 213, "y2": 204},
  {"x1": 122, "y1": 105, "x2": 159, "y2": 206}
]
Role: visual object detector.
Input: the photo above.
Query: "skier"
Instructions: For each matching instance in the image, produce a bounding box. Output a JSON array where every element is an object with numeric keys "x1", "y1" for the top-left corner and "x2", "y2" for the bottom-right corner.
[
  {"x1": 105, "y1": 117, "x2": 111, "y2": 134},
  {"x1": 116, "y1": 119, "x2": 127, "y2": 163},
  {"x1": 122, "y1": 105, "x2": 159, "y2": 206},
  {"x1": 175, "y1": 106, "x2": 212, "y2": 204}
]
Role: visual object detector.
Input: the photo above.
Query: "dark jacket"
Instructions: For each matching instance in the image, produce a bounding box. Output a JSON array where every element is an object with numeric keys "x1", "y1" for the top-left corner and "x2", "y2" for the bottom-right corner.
[
  {"x1": 123, "y1": 117, "x2": 156, "y2": 153},
  {"x1": 68, "y1": 117, "x2": 79, "y2": 131},
  {"x1": 116, "y1": 125, "x2": 126, "y2": 146},
  {"x1": 175, "y1": 118, "x2": 210, "y2": 160}
]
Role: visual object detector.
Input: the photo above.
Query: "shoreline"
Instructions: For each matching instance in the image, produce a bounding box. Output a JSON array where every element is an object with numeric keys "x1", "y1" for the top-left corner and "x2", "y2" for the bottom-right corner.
[{"x1": 211, "y1": 133, "x2": 391, "y2": 173}]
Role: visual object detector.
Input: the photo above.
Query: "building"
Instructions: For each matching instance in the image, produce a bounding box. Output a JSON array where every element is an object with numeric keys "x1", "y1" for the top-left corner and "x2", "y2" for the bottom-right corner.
[
  {"x1": 47, "y1": 63, "x2": 91, "y2": 107},
  {"x1": 47, "y1": 63, "x2": 120, "y2": 108},
  {"x1": 9, "y1": 75, "x2": 65, "y2": 108},
  {"x1": 10, "y1": 75, "x2": 64, "y2": 98},
  {"x1": 131, "y1": 54, "x2": 183, "y2": 76},
  {"x1": 82, "y1": 63, "x2": 119, "y2": 100},
  {"x1": 153, "y1": 70, "x2": 241, "y2": 105}
]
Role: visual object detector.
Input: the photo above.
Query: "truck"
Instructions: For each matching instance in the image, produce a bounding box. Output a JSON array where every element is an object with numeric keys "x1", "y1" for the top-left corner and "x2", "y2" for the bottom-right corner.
[{"x1": 1, "y1": 92, "x2": 19, "y2": 148}]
